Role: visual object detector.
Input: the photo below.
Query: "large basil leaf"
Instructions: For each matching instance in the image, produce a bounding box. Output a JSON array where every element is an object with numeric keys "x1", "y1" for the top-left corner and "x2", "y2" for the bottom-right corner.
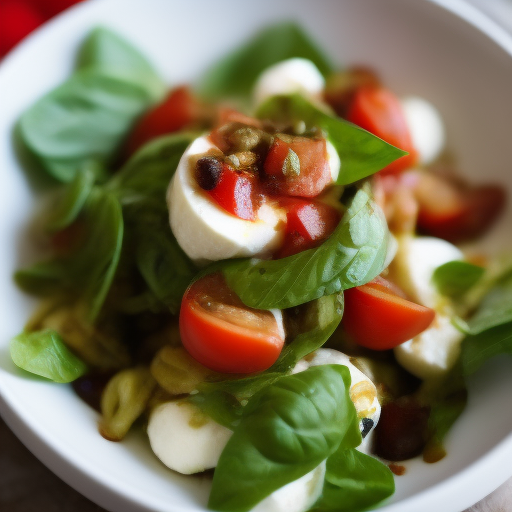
[
  {"x1": 19, "y1": 28, "x2": 165, "y2": 183},
  {"x1": 257, "y1": 94, "x2": 407, "y2": 185},
  {"x1": 432, "y1": 261, "x2": 484, "y2": 298},
  {"x1": 222, "y1": 188, "x2": 388, "y2": 309},
  {"x1": 109, "y1": 132, "x2": 196, "y2": 209},
  {"x1": 311, "y1": 447, "x2": 395, "y2": 512},
  {"x1": 10, "y1": 329, "x2": 88, "y2": 383},
  {"x1": 14, "y1": 260, "x2": 69, "y2": 296},
  {"x1": 77, "y1": 27, "x2": 165, "y2": 100},
  {"x1": 208, "y1": 365, "x2": 357, "y2": 512},
  {"x1": 19, "y1": 71, "x2": 154, "y2": 182},
  {"x1": 198, "y1": 22, "x2": 333, "y2": 101}
]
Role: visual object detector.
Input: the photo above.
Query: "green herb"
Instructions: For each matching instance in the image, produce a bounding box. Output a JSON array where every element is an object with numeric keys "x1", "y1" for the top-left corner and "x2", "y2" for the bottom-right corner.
[
  {"x1": 222, "y1": 188, "x2": 388, "y2": 309},
  {"x1": 466, "y1": 271, "x2": 512, "y2": 335},
  {"x1": 15, "y1": 188, "x2": 124, "y2": 322},
  {"x1": 198, "y1": 22, "x2": 333, "y2": 101},
  {"x1": 19, "y1": 28, "x2": 165, "y2": 182},
  {"x1": 46, "y1": 164, "x2": 97, "y2": 231},
  {"x1": 432, "y1": 261, "x2": 485, "y2": 297},
  {"x1": 77, "y1": 27, "x2": 165, "y2": 100},
  {"x1": 10, "y1": 330, "x2": 88, "y2": 383},
  {"x1": 311, "y1": 447, "x2": 395, "y2": 512},
  {"x1": 257, "y1": 94, "x2": 407, "y2": 185},
  {"x1": 208, "y1": 365, "x2": 357, "y2": 512}
]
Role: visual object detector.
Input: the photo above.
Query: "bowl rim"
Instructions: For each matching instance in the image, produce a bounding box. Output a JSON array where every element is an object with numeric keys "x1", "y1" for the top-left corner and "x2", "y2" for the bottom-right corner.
[{"x1": 1, "y1": 1, "x2": 512, "y2": 511}]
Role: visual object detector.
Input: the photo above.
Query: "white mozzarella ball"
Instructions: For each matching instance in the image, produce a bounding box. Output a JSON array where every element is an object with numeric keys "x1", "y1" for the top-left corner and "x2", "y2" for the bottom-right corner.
[
  {"x1": 148, "y1": 400, "x2": 232, "y2": 475},
  {"x1": 401, "y1": 96, "x2": 445, "y2": 165},
  {"x1": 394, "y1": 314, "x2": 464, "y2": 380},
  {"x1": 253, "y1": 58, "x2": 325, "y2": 107},
  {"x1": 292, "y1": 348, "x2": 381, "y2": 452},
  {"x1": 390, "y1": 235, "x2": 463, "y2": 309},
  {"x1": 167, "y1": 136, "x2": 285, "y2": 265},
  {"x1": 251, "y1": 462, "x2": 326, "y2": 512}
]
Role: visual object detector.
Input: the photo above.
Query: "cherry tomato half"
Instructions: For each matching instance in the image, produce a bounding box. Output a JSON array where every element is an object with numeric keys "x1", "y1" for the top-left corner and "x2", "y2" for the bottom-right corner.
[
  {"x1": 180, "y1": 274, "x2": 285, "y2": 373},
  {"x1": 346, "y1": 86, "x2": 418, "y2": 175},
  {"x1": 342, "y1": 277, "x2": 435, "y2": 350}
]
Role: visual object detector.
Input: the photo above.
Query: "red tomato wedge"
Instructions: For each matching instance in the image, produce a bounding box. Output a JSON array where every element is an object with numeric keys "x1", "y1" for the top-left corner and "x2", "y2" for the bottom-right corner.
[
  {"x1": 180, "y1": 274, "x2": 285, "y2": 373},
  {"x1": 275, "y1": 198, "x2": 341, "y2": 258},
  {"x1": 125, "y1": 86, "x2": 202, "y2": 156},
  {"x1": 346, "y1": 86, "x2": 418, "y2": 174},
  {"x1": 263, "y1": 136, "x2": 331, "y2": 197},
  {"x1": 207, "y1": 164, "x2": 258, "y2": 221},
  {"x1": 343, "y1": 277, "x2": 435, "y2": 350},
  {"x1": 415, "y1": 173, "x2": 506, "y2": 243}
]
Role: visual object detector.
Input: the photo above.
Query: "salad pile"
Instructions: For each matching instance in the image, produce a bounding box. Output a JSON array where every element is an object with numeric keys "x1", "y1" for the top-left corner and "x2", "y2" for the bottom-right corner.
[{"x1": 10, "y1": 23, "x2": 512, "y2": 512}]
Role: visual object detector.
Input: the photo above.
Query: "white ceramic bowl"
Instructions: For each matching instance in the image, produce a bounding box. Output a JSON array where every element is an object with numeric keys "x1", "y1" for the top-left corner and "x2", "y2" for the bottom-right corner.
[{"x1": 1, "y1": 1, "x2": 511, "y2": 511}]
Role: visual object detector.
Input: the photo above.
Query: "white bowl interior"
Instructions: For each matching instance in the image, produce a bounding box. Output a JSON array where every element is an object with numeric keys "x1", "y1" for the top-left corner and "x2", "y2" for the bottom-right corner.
[{"x1": 0, "y1": 1, "x2": 511, "y2": 511}]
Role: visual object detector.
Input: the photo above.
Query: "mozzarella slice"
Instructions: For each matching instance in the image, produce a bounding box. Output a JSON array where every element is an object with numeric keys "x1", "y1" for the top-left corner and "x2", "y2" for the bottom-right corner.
[
  {"x1": 253, "y1": 58, "x2": 325, "y2": 107},
  {"x1": 167, "y1": 136, "x2": 285, "y2": 265},
  {"x1": 394, "y1": 314, "x2": 464, "y2": 380},
  {"x1": 292, "y1": 348, "x2": 381, "y2": 453},
  {"x1": 148, "y1": 400, "x2": 232, "y2": 475},
  {"x1": 401, "y1": 96, "x2": 445, "y2": 165},
  {"x1": 251, "y1": 462, "x2": 326, "y2": 512},
  {"x1": 389, "y1": 235, "x2": 463, "y2": 310},
  {"x1": 326, "y1": 139, "x2": 341, "y2": 183}
]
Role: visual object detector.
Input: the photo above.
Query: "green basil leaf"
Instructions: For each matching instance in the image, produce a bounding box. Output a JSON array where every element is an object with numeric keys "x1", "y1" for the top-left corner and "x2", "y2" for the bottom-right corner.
[
  {"x1": 135, "y1": 216, "x2": 197, "y2": 314},
  {"x1": 208, "y1": 365, "x2": 357, "y2": 512},
  {"x1": 110, "y1": 132, "x2": 196, "y2": 209},
  {"x1": 311, "y1": 447, "x2": 395, "y2": 512},
  {"x1": 79, "y1": 190, "x2": 124, "y2": 321},
  {"x1": 198, "y1": 22, "x2": 333, "y2": 101},
  {"x1": 77, "y1": 27, "x2": 165, "y2": 100},
  {"x1": 14, "y1": 260, "x2": 69, "y2": 296},
  {"x1": 10, "y1": 329, "x2": 88, "y2": 383},
  {"x1": 432, "y1": 261, "x2": 485, "y2": 298},
  {"x1": 222, "y1": 188, "x2": 388, "y2": 309},
  {"x1": 46, "y1": 164, "x2": 97, "y2": 231},
  {"x1": 256, "y1": 94, "x2": 407, "y2": 184},
  {"x1": 19, "y1": 71, "x2": 155, "y2": 182},
  {"x1": 466, "y1": 272, "x2": 512, "y2": 335},
  {"x1": 462, "y1": 323, "x2": 512, "y2": 375}
]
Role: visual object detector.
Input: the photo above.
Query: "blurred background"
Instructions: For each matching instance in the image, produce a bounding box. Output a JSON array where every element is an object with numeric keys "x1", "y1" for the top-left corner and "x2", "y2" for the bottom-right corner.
[{"x1": 0, "y1": 0, "x2": 511, "y2": 511}]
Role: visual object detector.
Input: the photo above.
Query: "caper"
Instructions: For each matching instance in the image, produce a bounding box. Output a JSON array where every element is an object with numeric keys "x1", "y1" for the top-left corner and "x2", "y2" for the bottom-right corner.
[{"x1": 195, "y1": 156, "x2": 222, "y2": 190}]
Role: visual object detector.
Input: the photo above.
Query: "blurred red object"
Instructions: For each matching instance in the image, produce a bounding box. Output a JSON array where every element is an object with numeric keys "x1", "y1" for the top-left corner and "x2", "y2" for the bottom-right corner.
[{"x1": 0, "y1": 0, "x2": 83, "y2": 58}]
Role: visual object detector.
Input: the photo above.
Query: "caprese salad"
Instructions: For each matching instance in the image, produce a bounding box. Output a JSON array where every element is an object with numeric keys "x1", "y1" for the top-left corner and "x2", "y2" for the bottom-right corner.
[{"x1": 10, "y1": 23, "x2": 511, "y2": 512}]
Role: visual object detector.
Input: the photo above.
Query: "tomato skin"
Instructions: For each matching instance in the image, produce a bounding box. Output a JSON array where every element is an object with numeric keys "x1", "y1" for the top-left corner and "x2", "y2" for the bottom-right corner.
[
  {"x1": 343, "y1": 277, "x2": 435, "y2": 350},
  {"x1": 126, "y1": 86, "x2": 201, "y2": 156},
  {"x1": 417, "y1": 183, "x2": 506, "y2": 244},
  {"x1": 180, "y1": 275, "x2": 285, "y2": 374},
  {"x1": 346, "y1": 86, "x2": 418, "y2": 174},
  {"x1": 263, "y1": 137, "x2": 331, "y2": 197},
  {"x1": 207, "y1": 164, "x2": 258, "y2": 221},
  {"x1": 275, "y1": 198, "x2": 341, "y2": 258}
]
